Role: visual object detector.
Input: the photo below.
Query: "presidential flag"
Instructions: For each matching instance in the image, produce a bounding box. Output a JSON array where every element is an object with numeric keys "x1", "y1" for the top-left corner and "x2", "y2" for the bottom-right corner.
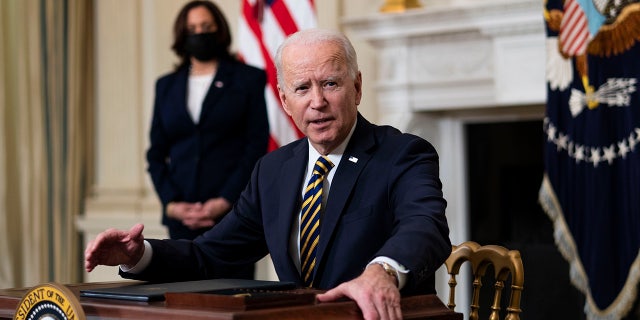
[
  {"x1": 540, "y1": 1, "x2": 640, "y2": 319},
  {"x1": 238, "y1": 0, "x2": 317, "y2": 151}
]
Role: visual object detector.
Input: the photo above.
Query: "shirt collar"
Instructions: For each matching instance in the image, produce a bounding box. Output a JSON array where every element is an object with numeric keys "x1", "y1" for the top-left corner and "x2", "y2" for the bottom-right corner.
[{"x1": 307, "y1": 118, "x2": 357, "y2": 166}]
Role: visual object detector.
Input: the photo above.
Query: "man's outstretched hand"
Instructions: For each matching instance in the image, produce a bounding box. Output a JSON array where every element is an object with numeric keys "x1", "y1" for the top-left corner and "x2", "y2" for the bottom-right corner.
[
  {"x1": 316, "y1": 264, "x2": 402, "y2": 320},
  {"x1": 84, "y1": 223, "x2": 146, "y2": 272}
]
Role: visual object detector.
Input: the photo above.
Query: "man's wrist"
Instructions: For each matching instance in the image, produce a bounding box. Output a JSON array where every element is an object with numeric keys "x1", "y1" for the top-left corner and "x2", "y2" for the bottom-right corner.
[
  {"x1": 120, "y1": 240, "x2": 152, "y2": 274},
  {"x1": 367, "y1": 257, "x2": 408, "y2": 289},
  {"x1": 369, "y1": 261, "x2": 399, "y2": 287}
]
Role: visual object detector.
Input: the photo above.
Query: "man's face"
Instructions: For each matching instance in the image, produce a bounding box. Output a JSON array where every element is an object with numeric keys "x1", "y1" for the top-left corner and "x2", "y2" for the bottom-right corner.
[{"x1": 278, "y1": 41, "x2": 362, "y2": 155}]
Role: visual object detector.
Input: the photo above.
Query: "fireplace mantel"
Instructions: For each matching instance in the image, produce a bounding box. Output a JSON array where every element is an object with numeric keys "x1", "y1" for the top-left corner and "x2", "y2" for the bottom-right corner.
[{"x1": 343, "y1": 0, "x2": 546, "y2": 129}]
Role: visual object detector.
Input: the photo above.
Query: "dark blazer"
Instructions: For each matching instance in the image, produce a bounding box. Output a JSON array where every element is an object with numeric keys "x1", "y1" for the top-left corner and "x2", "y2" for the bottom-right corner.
[
  {"x1": 128, "y1": 114, "x2": 451, "y2": 295},
  {"x1": 146, "y1": 59, "x2": 269, "y2": 227}
]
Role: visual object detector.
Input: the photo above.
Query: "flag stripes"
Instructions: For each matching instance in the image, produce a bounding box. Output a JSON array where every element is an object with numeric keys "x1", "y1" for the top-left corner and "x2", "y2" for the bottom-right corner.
[
  {"x1": 239, "y1": 0, "x2": 317, "y2": 150},
  {"x1": 559, "y1": 0, "x2": 589, "y2": 55}
]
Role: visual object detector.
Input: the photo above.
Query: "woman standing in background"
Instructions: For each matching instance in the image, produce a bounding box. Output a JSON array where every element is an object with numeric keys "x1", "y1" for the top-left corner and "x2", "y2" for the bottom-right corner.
[{"x1": 146, "y1": 0, "x2": 269, "y2": 278}]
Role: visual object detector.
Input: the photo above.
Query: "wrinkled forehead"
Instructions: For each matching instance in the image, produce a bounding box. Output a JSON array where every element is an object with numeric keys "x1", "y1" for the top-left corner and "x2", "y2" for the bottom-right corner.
[{"x1": 281, "y1": 42, "x2": 346, "y2": 75}]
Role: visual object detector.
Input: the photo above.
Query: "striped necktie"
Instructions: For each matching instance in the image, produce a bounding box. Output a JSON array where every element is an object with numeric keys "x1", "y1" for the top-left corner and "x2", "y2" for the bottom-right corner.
[{"x1": 300, "y1": 156, "x2": 334, "y2": 287}]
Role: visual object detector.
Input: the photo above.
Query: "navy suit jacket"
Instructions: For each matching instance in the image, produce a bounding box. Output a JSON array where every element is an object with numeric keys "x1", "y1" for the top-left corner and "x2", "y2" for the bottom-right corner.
[
  {"x1": 146, "y1": 59, "x2": 269, "y2": 226},
  {"x1": 127, "y1": 114, "x2": 451, "y2": 295}
]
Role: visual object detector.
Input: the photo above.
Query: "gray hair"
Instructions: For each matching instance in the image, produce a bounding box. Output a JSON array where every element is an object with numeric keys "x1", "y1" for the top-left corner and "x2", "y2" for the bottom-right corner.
[{"x1": 274, "y1": 28, "x2": 359, "y2": 87}]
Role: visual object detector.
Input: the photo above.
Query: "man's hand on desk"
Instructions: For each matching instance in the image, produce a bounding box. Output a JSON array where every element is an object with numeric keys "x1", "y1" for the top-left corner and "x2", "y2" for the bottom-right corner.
[
  {"x1": 316, "y1": 263, "x2": 402, "y2": 320},
  {"x1": 84, "y1": 223, "x2": 145, "y2": 272}
]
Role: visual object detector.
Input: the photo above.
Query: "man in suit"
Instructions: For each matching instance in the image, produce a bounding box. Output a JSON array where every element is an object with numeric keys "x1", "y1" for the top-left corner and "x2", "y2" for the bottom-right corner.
[{"x1": 85, "y1": 28, "x2": 451, "y2": 320}]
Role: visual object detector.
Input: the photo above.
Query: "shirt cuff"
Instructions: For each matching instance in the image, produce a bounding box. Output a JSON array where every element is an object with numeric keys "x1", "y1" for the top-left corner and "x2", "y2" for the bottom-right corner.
[
  {"x1": 368, "y1": 256, "x2": 409, "y2": 290},
  {"x1": 119, "y1": 240, "x2": 152, "y2": 274}
]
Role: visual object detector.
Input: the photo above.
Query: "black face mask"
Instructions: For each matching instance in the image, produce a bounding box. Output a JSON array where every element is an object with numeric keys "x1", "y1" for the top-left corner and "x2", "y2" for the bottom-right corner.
[{"x1": 183, "y1": 32, "x2": 226, "y2": 61}]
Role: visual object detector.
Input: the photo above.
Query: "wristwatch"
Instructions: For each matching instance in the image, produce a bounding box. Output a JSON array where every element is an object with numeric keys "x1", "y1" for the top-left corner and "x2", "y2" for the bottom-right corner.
[{"x1": 370, "y1": 261, "x2": 399, "y2": 286}]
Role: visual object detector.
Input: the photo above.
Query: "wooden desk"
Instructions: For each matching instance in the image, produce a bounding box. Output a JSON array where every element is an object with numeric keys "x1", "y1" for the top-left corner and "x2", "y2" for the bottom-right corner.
[{"x1": 0, "y1": 282, "x2": 462, "y2": 320}]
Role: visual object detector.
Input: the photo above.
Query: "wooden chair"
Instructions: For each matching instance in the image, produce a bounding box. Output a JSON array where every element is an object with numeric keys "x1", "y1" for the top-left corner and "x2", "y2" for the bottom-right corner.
[{"x1": 444, "y1": 241, "x2": 524, "y2": 320}]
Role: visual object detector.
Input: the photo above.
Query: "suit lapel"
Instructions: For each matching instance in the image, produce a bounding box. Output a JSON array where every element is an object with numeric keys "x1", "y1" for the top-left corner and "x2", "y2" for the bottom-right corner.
[
  {"x1": 167, "y1": 68, "x2": 194, "y2": 126},
  {"x1": 315, "y1": 116, "x2": 377, "y2": 273},
  {"x1": 199, "y1": 60, "x2": 231, "y2": 123}
]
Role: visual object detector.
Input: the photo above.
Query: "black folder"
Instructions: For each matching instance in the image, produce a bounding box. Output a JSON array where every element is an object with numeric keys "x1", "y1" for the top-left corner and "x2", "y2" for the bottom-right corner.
[{"x1": 79, "y1": 279, "x2": 297, "y2": 302}]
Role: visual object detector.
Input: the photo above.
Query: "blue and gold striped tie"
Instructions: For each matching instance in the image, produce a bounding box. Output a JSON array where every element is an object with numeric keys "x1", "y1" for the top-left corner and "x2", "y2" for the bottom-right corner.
[{"x1": 300, "y1": 156, "x2": 334, "y2": 287}]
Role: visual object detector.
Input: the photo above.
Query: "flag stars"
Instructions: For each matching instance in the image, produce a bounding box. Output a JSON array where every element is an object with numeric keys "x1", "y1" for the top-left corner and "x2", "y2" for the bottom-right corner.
[
  {"x1": 547, "y1": 125, "x2": 557, "y2": 141},
  {"x1": 568, "y1": 141, "x2": 575, "y2": 157},
  {"x1": 544, "y1": 117, "x2": 640, "y2": 167},
  {"x1": 617, "y1": 140, "x2": 629, "y2": 159},
  {"x1": 556, "y1": 133, "x2": 568, "y2": 151},
  {"x1": 631, "y1": 129, "x2": 640, "y2": 150},
  {"x1": 575, "y1": 145, "x2": 585, "y2": 162},
  {"x1": 603, "y1": 144, "x2": 616, "y2": 164},
  {"x1": 589, "y1": 147, "x2": 602, "y2": 167},
  {"x1": 629, "y1": 135, "x2": 638, "y2": 152}
]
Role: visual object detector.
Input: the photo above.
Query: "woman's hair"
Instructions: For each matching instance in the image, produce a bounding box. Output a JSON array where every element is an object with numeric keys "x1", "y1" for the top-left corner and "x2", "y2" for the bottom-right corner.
[{"x1": 171, "y1": 0, "x2": 233, "y2": 69}]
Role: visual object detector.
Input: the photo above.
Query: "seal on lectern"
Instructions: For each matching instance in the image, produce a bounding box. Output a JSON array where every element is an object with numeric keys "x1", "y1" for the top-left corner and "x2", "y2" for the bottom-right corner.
[{"x1": 14, "y1": 282, "x2": 85, "y2": 320}]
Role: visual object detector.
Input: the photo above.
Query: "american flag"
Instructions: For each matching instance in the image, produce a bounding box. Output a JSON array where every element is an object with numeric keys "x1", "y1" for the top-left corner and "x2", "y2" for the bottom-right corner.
[{"x1": 238, "y1": 0, "x2": 317, "y2": 151}]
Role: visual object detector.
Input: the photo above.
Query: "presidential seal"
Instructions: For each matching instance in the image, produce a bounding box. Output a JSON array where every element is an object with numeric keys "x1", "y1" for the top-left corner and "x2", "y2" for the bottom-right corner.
[{"x1": 14, "y1": 283, "x2": 85, "y2": 320}]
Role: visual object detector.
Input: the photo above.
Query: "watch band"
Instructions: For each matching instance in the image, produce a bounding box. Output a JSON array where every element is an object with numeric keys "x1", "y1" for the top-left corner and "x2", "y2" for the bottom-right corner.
[{"x1": 370, "y1": 261, "x2": 399, "y2": 286}]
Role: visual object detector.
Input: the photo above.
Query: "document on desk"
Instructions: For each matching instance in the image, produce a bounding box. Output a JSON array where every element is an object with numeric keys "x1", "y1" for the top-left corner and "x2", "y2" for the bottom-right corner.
[{"x1": 79, "y1": 279, "x2": 296, "y2": 302}]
